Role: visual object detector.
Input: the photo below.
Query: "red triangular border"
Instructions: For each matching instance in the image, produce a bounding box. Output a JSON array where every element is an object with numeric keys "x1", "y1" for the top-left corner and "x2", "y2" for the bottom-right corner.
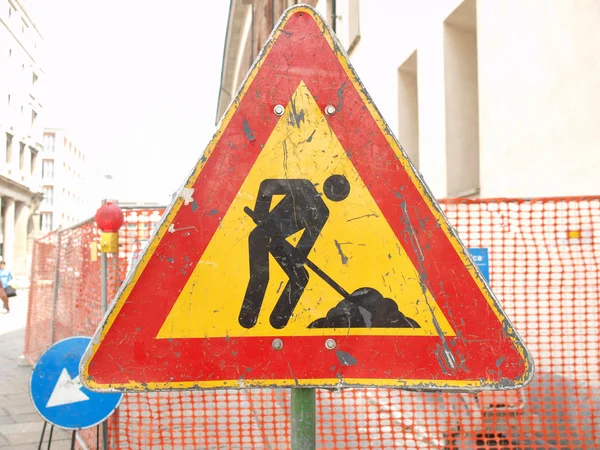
[{"x1": 83, "y1": 6, "x2": 531, "y2": 391}]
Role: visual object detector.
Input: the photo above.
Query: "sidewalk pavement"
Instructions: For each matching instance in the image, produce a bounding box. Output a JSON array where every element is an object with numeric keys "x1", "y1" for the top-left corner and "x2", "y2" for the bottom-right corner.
[{"x1": 0, "y1": 291, "x2": 72, "y2": 449}]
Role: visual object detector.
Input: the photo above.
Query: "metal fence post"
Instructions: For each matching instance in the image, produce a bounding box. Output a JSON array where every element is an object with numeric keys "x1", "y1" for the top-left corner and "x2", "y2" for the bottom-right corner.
[
  {"x1": 100, "y1": 250, "x2": 109, "y2": 450},
  {"x1": 49, "y1": 231, "x2": 61, "y2": 345},
  {"x1": 291, "y1": 388, "x2": 316, "y2": 449},
  {"x1": 100, "y1": 252, "x2": 108, "y2": 316}
]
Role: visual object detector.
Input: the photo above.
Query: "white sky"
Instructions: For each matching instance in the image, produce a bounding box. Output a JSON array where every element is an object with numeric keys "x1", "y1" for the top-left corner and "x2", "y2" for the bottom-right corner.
[{"x1": 30, "y1": 0, "x2": 230, "y2": 204}]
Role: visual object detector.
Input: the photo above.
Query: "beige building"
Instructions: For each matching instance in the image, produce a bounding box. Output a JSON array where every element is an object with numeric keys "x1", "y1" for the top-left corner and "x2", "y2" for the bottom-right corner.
[
  {"x1": 40, "y1": 128, "x2": 104, "y2": 232},
  {"x1": 0, "y1": 0, "x2": 43, "y2": 279},
  {"x1": 217, "y1": 0, "x2": 600, "y2": 199}
]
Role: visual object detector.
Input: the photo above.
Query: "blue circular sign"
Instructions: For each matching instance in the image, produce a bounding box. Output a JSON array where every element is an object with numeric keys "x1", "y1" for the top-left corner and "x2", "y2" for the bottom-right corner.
[{"x1": 30, "y1": 336, "x2": 123, "y2": 430}]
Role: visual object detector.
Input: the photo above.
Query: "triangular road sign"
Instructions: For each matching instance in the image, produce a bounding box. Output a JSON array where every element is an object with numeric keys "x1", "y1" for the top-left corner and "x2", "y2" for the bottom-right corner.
[{"x1": 81, "y1": 5, "x2": 532, "y2": 392}]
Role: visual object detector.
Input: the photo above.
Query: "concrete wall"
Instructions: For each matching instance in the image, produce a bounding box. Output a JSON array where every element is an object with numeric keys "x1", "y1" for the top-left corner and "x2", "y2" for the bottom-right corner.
[
  {"x1": 444, "y1": 15, "x2": 479, "y2": 197},
  {"x1": 476, "y1": 0, "x2": 600, "y2": 197},
  {"x1": 397, "y1": 52, "x2": 419, "y2": 169},
  {"x1": 319, "y1": 0, "x2": 600, "y2": 198}
]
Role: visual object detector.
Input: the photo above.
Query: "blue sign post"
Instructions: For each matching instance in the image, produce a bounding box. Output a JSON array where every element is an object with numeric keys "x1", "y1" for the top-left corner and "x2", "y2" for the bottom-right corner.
[
  {"x1": 468, "y1": 247, "x2": 490, "y2": 283},
  {"x1": 30, "y1": 336, "x2": 122, "y2": 430}
]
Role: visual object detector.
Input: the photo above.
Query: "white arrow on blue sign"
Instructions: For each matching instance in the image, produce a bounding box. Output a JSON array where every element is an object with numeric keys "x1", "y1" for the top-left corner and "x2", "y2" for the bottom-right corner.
[{"x1": 30, "y1": 336, "x2": 122, "y2": 430}]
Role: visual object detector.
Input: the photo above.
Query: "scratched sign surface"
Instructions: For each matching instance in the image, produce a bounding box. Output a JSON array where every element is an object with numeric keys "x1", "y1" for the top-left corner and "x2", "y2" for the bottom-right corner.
[{"x1": 81, "y1": 5, "x2": 533, "y2": 392}]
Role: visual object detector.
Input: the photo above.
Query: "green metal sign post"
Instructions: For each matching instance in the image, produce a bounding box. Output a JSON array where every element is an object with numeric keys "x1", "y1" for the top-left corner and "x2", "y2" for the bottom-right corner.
[{"x1": 291, "y1": 388, "x2": 316, "y2": 449}]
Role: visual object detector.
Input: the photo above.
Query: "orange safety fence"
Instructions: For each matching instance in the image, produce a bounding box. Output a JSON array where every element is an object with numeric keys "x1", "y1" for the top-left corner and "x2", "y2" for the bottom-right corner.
[{"x1": 23, "y1": 198, "x2": 599, "y2": 449}]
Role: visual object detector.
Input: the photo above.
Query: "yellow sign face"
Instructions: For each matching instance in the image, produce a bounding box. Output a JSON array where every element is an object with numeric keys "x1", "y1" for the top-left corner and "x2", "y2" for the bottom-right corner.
[{"x1": 158, "y1": 82, "x2": 454, "y2": 339}]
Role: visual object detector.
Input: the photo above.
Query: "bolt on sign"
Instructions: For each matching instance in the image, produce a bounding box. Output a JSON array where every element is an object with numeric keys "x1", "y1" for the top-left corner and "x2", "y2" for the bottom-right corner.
[{"x1": 81, "y1": 6, "x2": 533, "y2": 392}]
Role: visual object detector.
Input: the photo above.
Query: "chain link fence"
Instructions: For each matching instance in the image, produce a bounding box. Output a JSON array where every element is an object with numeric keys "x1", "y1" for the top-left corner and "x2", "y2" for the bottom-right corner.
[{"x1": 24, "y1": 199, "x2": 599, "y2": 449}]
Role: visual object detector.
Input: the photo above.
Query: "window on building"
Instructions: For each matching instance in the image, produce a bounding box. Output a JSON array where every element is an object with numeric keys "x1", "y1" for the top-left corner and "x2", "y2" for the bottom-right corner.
[
  {"x1": 42, "y1": 186, "x2": 54, "y2": 207},
  {"x1": 44, "y1": 133, "x2": 55, "y2": 153},
  {"x1": 42, "y1": 159, "x2": 54, "y2": 179},
  {"x1": 19, "y1": 142, "x2": 25, "y2": 170},
  {"x1": 5, "y1": 133, "x2": 12, "y2": 164},
  {"x1": 40, "y1": 213, "x2": 53, "y2": 232},
  {"x1": 398, "y1": 51, "x2": 420, "y2": 170},
  {"x1": 444, "y1": 0, "x2": 480, "y2": 197}
]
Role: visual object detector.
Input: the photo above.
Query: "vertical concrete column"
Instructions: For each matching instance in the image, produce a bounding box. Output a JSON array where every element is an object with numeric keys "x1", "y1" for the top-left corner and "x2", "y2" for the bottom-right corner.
[
  {"x1": 26, "y1": 212, "x2": 40, "y2": 280},
  {"x1": 2, "y1": 198, "x2": 15, "y2": 267},
  {"x1": 417, "y1": 25, "x2": 448, "y2": 198},
  {"x1": 29, "y1": 212, "x2": 40, "y2": 239},
  {"x1": 14, "y1": 202, "x2": 30, "y2": 278},
  {"x1": 444, "y1": 18, "x2": 479, "y2": 197},
  {"x1": 398, "y1": 52, "x2": 420, "y2": 169}
]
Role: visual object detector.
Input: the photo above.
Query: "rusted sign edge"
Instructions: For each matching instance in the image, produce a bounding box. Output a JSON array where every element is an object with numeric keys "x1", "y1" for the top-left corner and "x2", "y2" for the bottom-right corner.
[{"x1": 80, "y1": 3, "x2": 534, "y2": 393}]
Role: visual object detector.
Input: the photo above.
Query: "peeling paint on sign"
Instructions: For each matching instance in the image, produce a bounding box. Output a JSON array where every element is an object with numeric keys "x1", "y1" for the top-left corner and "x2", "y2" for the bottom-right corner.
[
  {"x1": 80, "y1": 5, "x2": 533, "y2": 393},
  {"x1": 180, "y1": 187, "x2": 195, "y2": 206}
]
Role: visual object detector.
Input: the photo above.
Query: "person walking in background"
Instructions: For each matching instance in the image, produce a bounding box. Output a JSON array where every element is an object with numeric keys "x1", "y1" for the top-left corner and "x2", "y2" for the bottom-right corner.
[
  {"x1": 0, "y1": 261, "x2": 13, "y2": 289},
  {"x1": 0, "y1": 261, "x2": 14, "y2": 313},
  {"x1": 0, "y1": 282, "x2": 7, "y2": 313}
]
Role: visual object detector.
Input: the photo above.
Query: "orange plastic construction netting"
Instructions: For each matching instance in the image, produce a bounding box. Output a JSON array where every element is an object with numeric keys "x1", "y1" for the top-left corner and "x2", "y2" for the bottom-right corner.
[{"x1": 24, "y1": 198, "x2": 599, "y2": 449}]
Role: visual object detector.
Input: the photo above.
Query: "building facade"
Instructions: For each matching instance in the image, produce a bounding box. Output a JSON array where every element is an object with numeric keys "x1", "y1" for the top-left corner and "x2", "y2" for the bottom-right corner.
[
  {"x1": 40, "y1": 128, "x2": 104, "y2": 232},
  {"x1": 0, "y1": 0, "x2": 43, "y2": 279},
  {"x1": 216, "y1": 0, "x2": 600, "y2": 199}
]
